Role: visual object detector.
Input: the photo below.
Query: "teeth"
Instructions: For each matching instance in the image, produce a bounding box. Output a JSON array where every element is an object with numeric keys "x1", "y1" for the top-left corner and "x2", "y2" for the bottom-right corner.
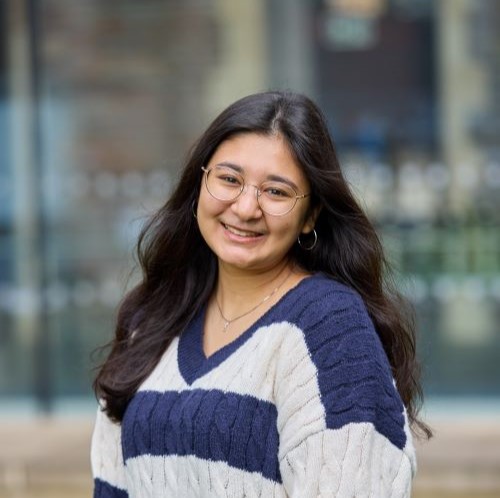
[{"x1": 223, "y1": 224, "x2": 260, "y2": 237}]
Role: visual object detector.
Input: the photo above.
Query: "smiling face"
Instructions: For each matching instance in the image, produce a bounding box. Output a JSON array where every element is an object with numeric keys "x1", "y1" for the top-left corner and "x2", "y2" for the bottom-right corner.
[{"x1": 196, "y1": 132, "x2": 317, "y2": 274}]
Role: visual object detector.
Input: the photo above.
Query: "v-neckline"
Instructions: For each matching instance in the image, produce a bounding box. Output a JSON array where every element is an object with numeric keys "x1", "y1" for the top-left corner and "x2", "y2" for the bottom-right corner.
[{"x1": 177, "y1": 274, "x2": 318, "y2": 385}]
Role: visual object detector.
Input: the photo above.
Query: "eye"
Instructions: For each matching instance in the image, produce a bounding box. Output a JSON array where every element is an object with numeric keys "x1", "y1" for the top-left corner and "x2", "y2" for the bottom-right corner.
[
  {"x1": 263, "y1": 184, "x2": 294, "y2": 198},
  {"x1": 214, "y1": 168, "x2": 242, "y2": 186},
  {"x1": 220, "y1": 175, "x2": 240, "y2": 184}
]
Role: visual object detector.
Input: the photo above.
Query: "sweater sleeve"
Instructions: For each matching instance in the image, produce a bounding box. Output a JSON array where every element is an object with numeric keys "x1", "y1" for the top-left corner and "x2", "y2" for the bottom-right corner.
[
  {"x1": 275, "y1": 287, "x2": 416, "y2": 498},
  {"x1": 91, "y1": 404, "x2": 129, "y2": 498}
]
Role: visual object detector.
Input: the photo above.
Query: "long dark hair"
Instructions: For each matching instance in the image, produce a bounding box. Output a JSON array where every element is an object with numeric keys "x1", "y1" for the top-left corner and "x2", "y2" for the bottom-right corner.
[{"x1": 94, "y1": 90, "x2": 431, "y2": 438}]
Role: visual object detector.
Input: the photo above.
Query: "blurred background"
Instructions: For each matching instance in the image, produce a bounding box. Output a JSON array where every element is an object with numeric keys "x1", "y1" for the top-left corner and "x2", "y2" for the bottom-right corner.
[{"x1": 1, "y1": 0, "x2": 499, "y2": 497}]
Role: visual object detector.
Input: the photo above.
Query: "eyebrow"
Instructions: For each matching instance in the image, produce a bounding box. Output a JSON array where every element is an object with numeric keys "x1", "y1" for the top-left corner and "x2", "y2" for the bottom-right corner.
[{"x1": 215, "y1": 162, "x2": 300, "y2": 191}]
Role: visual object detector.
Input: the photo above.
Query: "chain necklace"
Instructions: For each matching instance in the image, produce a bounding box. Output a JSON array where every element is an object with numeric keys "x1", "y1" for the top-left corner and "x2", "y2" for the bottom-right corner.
[{"x1": 215, "y1": 269, "x2": 292, "y2": 333}]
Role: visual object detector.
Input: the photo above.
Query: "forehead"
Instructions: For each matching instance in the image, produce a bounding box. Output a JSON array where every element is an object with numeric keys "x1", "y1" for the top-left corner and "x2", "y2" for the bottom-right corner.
[{"x1": 208, "y1": 133, "x2": 308, "y2": 183}]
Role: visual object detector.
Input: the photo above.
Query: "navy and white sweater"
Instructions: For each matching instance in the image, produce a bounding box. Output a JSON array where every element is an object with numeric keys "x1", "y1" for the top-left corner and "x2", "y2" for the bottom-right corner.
[{"x1": 91, "y1": 273, "x2": 416, "y2": 497}]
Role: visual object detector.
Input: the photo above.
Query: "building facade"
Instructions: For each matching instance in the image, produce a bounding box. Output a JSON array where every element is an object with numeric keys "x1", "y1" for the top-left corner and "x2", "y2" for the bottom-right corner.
[{"x1": 1, "y1": 0, "x2": 499, "y2": 414}]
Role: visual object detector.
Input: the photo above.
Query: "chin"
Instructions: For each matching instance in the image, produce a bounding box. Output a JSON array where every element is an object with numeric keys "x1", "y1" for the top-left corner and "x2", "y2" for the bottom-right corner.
[
  {"x1": 219, "y1": 256, "x2": 260, "y2": 271},
  {"x1": 218, "y1": 251, "x2": 290, "y2": 274},
  {"x1": 215, "y1": 251, "x2": 260, "y2": 270}
]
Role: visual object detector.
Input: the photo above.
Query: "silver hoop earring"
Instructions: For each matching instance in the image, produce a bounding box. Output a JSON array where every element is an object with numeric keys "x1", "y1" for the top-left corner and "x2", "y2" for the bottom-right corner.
[
  {"x1": 192, "y1": 200, "x2": 198, "y2": 219},
  {"x1": 298, "y1": 229, "x2": 317, "y2": 250}
]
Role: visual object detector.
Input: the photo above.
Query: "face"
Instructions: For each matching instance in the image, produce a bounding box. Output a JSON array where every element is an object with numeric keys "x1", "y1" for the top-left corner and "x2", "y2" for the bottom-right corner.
[{"x1": 196, "y1": 132, "x2": 317, "y2": 273}]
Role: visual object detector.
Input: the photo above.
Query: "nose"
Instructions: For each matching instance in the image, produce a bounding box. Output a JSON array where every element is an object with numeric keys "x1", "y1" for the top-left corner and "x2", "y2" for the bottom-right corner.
[{"x1": 230, "y1": 184, "x2": 263, "y2": 219}]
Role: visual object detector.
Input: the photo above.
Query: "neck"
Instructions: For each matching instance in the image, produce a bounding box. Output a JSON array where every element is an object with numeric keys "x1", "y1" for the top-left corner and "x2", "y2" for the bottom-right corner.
[{"x1": 215, "y1": 260, "x2": 293, "y2": 309}]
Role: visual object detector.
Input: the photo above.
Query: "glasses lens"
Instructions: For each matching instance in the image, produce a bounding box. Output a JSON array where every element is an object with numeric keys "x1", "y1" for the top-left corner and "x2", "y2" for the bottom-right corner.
[
  {"x1": 206, "y1": 166, "x2": 244, "y2": 201},
  {"x1": 258, "y1": 182, "x2": 296, "y2": 216}
]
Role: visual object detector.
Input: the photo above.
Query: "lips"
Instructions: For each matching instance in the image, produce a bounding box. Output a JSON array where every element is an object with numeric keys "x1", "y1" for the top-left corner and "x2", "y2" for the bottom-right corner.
[{"x1": 222, "y1": 222, "x2": 263, "y2": 238}]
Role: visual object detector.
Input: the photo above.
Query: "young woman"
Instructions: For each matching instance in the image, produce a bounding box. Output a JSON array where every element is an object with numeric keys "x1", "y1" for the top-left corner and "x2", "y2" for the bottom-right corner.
[{"x1": 91, "y1": 91, "x2": 430, "y2": 497}]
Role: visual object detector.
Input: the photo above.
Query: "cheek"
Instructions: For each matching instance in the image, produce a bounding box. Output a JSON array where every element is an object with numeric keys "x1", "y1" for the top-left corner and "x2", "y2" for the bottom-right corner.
[
  {"x1": 296, "y1": 203, "x2": 313, "y2": 231},
  {"x1": 198, "y1": 188, "x2": 221, "y2": 217},
  {"x1": 271, "y1": 218, "x2": 302, "y2": 240}
]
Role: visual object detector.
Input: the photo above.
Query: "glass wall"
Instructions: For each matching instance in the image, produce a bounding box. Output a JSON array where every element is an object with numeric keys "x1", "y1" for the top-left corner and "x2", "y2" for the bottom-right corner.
[{"x1": 1, "y1": 0, "x2": 499, "y2": 413}]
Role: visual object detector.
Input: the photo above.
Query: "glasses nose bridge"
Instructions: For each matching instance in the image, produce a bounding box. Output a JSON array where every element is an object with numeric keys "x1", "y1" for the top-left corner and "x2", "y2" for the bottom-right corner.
[{"x1": 241, "y1": 182, "x2": 262, "y2": 199}]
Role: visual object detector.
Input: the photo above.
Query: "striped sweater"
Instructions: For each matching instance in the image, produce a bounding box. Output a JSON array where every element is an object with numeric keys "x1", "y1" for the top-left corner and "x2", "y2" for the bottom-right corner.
[{"x1": 91, "y1": 273, "x2": 416, "y2": 497}]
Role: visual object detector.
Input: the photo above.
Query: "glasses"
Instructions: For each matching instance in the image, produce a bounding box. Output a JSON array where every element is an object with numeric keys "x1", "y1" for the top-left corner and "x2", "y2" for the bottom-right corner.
[{"x1": 201, "y1": 165, "x2": 310, "y2": 216}]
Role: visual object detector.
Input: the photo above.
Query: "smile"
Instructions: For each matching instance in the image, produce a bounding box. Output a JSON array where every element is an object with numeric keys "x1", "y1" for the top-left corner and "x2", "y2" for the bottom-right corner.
[{"x1": 222, "y1": 223, "x2": 263, "y2": 238}]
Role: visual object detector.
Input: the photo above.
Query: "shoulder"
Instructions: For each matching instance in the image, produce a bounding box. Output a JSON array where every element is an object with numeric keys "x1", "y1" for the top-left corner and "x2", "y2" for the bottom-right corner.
[
  {"x1": 288, "y1": 272, "x2": 368, "y2": 311},
  {"x1": 276, "y1": 273, "x2": 408, "y2": 449},
  {"x1": 287, "y1": 274, "x2": 392, "y2": 381},
  {"x1": 286, "y1": 273, "x2": 376, "y2": 342}
]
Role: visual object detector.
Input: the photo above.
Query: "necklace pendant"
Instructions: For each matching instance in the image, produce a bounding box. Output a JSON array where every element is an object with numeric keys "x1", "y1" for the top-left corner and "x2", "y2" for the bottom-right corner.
[{"x1": 215, "y1": 268, "x2": 292, "y2": 335}]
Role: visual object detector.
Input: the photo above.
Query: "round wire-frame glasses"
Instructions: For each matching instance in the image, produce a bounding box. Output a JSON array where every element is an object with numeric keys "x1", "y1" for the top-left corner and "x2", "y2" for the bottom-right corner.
[{"x1": 201, "y1": 166, "x2": 310, "y2": 216}]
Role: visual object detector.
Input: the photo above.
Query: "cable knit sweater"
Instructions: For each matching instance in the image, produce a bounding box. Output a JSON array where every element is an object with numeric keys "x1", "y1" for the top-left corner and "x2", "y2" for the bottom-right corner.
[{"x1": 91, "y1": 273, "x2": 416, "y2": 497}]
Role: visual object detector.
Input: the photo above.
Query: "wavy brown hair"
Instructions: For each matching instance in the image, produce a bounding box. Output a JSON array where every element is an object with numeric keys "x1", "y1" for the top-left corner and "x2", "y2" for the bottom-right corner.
[{"x1": 94, "y1": 90, "x2": 431, "y2": 438}]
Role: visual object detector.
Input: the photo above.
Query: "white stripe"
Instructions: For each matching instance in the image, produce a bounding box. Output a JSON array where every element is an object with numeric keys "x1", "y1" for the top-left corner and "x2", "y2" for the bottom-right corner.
[
  {"x1": 140, "y1": 337, "x2": 189, "y2": 392},
  {"x1": 91, "y1": 407, "x2": 128, "y2": 491},
  {"x1": 125, "y1": 454, "x2": 287, "y2": 498},
  {"x1": 280, "y1": 423, "x2": 414, "y2": 498}
]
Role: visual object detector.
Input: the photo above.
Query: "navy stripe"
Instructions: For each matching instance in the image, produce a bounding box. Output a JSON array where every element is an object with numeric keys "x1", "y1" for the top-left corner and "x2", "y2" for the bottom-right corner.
[
  {"x1": 293, "y1": 282, "x2": 408, "y2": 450},
  {"x1": 122, "y1": 389, "x2": 281, "y2": 482},
  {"x1": 93, "y1": 478, "x2": 128, "y2": 498}
]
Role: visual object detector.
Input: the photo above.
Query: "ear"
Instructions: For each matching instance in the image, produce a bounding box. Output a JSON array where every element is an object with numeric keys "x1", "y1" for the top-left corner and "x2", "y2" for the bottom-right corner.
[{"x1": 301, "y1": 204, "x2": 322, "y2": 234}]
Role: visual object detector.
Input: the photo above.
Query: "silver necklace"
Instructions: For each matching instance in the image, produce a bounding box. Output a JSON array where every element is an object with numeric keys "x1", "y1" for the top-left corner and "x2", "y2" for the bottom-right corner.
[{"x1": 215, "y1": 270, "x2": 292, "y2": 333}]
